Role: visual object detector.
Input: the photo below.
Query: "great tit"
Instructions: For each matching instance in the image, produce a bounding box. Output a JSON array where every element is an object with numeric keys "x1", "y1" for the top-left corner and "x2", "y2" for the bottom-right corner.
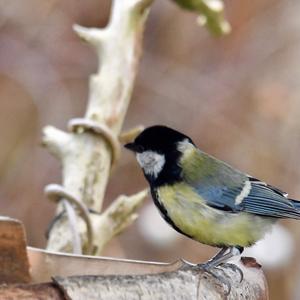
[{"x1": 125, "y1": 125, "x2": 300, "y2": 270}]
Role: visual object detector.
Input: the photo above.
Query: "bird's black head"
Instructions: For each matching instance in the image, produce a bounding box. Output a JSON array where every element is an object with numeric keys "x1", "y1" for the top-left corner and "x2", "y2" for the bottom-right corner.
[{"x1": 125, "y1": 125, "x2": 194, "y2": 186}]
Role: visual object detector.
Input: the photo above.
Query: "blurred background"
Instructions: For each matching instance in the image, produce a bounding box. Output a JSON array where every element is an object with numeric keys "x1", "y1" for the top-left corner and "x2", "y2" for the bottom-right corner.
[{"x1": 1, "y1": 0, "x2": 300, "y2": 298}]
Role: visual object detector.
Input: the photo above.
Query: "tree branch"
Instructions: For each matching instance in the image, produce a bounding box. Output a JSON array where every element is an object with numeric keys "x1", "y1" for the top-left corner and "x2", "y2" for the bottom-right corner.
[
  {"x1": 43, "y1": 0, "x2": 152, "y2": 255},
  {"x1": 0, "y1": 217, "x2": 268, "y2": 299},
  {"x1": 52, "y1": 259, "x2": 267, "y2": 300},
  {"x1": 0, "y1": 258, "x2": 267, "y2": 299}
]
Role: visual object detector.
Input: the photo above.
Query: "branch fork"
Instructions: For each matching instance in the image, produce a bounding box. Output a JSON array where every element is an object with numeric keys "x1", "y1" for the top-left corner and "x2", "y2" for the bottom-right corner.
[{"x1": 43, "y1": 0, "x2": 152, "y2": 255}]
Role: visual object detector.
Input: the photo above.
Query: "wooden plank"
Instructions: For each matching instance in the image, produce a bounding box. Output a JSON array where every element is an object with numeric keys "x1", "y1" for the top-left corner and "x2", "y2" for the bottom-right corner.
[{"x1": 0, "y1": 217, "x2": 30, "y2": 283}]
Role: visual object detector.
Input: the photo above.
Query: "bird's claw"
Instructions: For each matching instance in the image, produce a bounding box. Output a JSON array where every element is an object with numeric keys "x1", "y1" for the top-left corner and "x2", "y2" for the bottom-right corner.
[
  {"x1": 197, "y1": 263, "x2": 232, "y2": 295},
  {"x1": 219, "y1": 262, "x2": 244, "y2": 283},
  {"x1": 196, "y1": 261, "x2": 243, "y2": 294},
  {"x1": 196, "y1": 262, "x2": 213, "y2": 272}
]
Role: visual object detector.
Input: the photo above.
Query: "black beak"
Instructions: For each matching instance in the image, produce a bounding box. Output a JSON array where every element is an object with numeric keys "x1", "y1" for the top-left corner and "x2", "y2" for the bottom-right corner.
[{"x1": 124, "y1": 142, "x2": 138, "y2": 152}]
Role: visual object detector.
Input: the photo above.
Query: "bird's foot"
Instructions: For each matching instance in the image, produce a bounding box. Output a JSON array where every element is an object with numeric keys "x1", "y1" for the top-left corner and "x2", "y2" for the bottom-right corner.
[
  {"x1": 197, "y1": 263, "x2": 231, "y2": 295},
  {"x1": 219, "y1": 262, "x2": 244, "y2": 283}
]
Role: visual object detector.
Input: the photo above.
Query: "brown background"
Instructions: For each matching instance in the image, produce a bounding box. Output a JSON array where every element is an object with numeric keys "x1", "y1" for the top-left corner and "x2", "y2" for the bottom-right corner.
[{"x1": 1, "y1": 0, "x2": 300, "y2": 298}]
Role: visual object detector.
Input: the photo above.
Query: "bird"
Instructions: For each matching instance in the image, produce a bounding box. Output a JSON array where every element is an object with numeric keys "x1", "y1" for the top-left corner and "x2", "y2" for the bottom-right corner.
[{"x1": 124, "y1": 125, "x2": 300, "y2": 272}]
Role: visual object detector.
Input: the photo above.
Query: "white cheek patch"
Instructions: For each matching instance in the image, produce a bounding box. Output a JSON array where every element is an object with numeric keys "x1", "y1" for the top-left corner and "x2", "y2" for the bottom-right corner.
[{"x1": 136, "y1": 151, "x2": 166, "y2": 178}]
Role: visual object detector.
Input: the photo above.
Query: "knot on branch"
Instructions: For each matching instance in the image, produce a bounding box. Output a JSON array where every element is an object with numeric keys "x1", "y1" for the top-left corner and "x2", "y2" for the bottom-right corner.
[{"x1": 45, "y1": 184, "x2": 94, "y2": 255}]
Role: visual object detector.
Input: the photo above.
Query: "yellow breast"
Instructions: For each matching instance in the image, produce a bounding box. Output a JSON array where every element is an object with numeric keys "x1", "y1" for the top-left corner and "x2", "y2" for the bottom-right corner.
[{"x1": 157, "y1": 184, "x2": 275, "y2": 247}]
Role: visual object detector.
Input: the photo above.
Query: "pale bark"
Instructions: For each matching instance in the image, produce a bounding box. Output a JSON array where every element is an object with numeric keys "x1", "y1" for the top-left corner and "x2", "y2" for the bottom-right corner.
[
  {"x1": 53, "y1": 258, "x2": 268, "y2": 300},
  {"x1": 0, "y1": 217, "x2": 268, "y2": 299},
  {"x1": 43, "y1": 0, "x2": 152, "y2": 255}
]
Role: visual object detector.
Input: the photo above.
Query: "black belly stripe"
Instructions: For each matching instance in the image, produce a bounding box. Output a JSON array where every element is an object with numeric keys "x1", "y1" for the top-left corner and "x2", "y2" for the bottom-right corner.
[{"x1": 150, "y1": 188, "x2": 192, "y2": 238}]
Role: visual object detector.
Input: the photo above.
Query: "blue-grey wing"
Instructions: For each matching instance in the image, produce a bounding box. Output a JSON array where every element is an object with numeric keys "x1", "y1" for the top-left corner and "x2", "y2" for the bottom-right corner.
[
  {"x1": 181, "y1": 149, "x2": 300, "y2": 218},
  {"x1": 196, "y1": 183, "x2": 245, "y2": 212},
  {"x1": 197, "y1": 176, "x2": 300, "y2": 219},
  {"x1": 242, "y1": 178, "x2": 300, "y2": 219},
  {"x1": 181, "y1": 150, "x2": 249, "y2": 212}
]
